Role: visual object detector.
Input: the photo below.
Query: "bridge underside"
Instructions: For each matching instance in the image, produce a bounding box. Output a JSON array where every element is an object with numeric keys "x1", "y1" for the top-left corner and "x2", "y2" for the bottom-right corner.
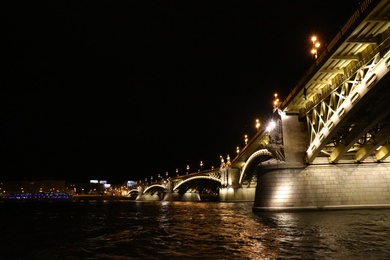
[{"x1": 174, "y1": 178, "x2": 220, "y2": 195}]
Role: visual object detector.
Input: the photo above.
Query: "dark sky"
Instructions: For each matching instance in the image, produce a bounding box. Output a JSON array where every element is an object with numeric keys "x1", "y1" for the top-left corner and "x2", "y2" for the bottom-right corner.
[{"x1": 1, "y1": 0, "x2": 360, "y2": 183}]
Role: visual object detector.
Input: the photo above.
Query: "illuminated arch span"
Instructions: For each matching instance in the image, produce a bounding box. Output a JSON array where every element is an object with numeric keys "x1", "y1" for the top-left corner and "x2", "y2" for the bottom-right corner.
[
  {"x1": 126, "y1": 188, "x2": 140, "y2": 197},
  {"x1": 174, "y1": 175, "x2": 221, "y2": 191},
  {"x1": 143, "y1": 184, "x2": 166, "y2": 194},
  {"x1": 239, "y1": 149, "x2": 273, "y2": 185}
]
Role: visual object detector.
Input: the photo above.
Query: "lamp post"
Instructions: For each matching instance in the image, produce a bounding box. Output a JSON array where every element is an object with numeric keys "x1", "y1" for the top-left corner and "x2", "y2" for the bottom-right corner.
[
  {"x1": 273, "y1": 93, "x2": 279, "y2": 109},
  {"x1": 244, "y1": 134, "x2": 248, "y2": 145},
  {"x1": 311, "y1": 35, "x2": 320, "y2": 59},
  {"x1": 200, "y1": 161, "x2": 203, "y2": 171},
  {"x1": 186, "y1": 165, "x2": 190, "y2": 175},
  {"x1": 176, "y1": 168, "x2": 179, "y2": 176},
  {"x1": 256, "y1": 119, "x2": 260, "y2": 131},
  {"x1": 236, "y1": 146, "x2": 240, "y2": 154}
]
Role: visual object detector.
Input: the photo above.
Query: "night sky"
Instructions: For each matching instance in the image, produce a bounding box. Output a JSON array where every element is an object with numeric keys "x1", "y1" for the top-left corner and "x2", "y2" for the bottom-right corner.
[{"x1": 2, "y1": 0, "x2": 360, "y2": 183}]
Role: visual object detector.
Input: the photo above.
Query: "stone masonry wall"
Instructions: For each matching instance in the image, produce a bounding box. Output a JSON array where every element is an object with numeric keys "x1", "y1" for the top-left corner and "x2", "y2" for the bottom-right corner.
[{"x1": 253, "y1": 163, "x2": 390, "y2": 211}]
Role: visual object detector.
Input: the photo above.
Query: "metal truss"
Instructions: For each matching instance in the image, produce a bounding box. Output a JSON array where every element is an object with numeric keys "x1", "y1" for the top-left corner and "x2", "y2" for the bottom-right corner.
[
  {"x1": 306, "y1": 53, "x2": 381, "y2": 160},
  {"x1": 306, "y1": 47, "x2": 390, "y2": 163}
]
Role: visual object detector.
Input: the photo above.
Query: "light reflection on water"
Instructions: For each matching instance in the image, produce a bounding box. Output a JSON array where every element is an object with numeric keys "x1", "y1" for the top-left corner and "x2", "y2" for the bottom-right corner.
[{"x1": 1, "y1": 200, "x2": 390, "y2": 259}]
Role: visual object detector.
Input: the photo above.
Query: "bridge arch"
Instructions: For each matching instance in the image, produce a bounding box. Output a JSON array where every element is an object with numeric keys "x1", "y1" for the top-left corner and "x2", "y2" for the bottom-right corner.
[
  {"x1": 239, "y1": 149, "x2": 273, "y2": 185},
  {"x1": 127, "y1": 188, "x2": 139, "y2": 195},
  {"x1": 174, "y1": 175, "x2": 221, "y2": 194},
  {"x1": 143, "y1": 184, "x2": 166, "y2": 195}
]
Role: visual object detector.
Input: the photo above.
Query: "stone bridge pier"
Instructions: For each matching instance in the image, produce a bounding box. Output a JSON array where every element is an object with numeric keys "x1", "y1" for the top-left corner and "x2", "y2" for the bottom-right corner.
[
  {"x1": 253, "y1": 114, "x2": 390, "y2": 211},
  {"x1": 219, "y1": 167, "x2": 257, "y2": 202}
]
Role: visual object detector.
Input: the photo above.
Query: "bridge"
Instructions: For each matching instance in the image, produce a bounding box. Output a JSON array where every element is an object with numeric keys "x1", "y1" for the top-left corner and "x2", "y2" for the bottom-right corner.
[
  {"x1": 133, "y1": 129, "x2": 275, "y2": 201},
  {"x1": 134, "y1": 0, "x2": 390, "y2": 211}
]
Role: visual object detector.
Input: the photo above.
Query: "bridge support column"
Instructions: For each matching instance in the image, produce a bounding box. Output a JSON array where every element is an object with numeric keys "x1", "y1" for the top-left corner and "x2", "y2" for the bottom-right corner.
[
  {"x1": 375, "y1": 145, "x2": 390, "y2": 161},
  {"x1": 228, "y1": 167, "x2": 240, "y2": 188},
  {"x1": 281, "y1": 113, "x2": 308, "y2": 165},
  {"x1": 161, "y1": 191, "x2": 201, "y2": 201},
  {"x1": 220, "y1": 167, "x2": 253, "y2": 201},
  {"x1": 219, "y1": 187, "x2": 256, "y2": 202},
  {"x1": 135, "y1": 194, "x2": 162, "y2": 201}
]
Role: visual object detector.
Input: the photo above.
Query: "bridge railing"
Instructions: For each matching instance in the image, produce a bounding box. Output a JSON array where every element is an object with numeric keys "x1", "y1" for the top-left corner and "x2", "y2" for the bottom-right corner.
[{"x1": 281, "y1": 0, "x2": 378, "y2": 110}]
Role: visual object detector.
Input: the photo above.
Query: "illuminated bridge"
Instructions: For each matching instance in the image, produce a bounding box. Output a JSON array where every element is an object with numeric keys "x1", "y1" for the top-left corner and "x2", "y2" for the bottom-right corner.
[
  {"x1": 136, "y1": 0, "x2": 390, "y2": 211},
  {"x1": 134, "y1": 129, "x2": 275, "y2": 202}
]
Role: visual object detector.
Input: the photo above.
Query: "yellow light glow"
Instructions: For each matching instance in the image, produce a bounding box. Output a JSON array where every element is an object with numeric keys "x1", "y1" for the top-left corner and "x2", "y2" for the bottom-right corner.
[
  {"x1": 266, "y1": 120, "x2": 276, "y2": 132},
  {"x1": 256, "y1": 119, "x2": 260, "y2": 130},
  {"x1": 275, "y1": 185, "x2": 290, "y2": 202}
]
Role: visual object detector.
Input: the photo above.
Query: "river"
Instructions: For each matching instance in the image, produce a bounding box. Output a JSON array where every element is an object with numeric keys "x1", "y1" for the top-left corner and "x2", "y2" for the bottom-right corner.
[{"x1": 1, "y1": 200, "x2": 390, "y2": 259}]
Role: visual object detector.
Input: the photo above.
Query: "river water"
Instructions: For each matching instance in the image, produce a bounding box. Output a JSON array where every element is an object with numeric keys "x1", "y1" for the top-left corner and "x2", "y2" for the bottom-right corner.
[{"x1": 1, "y1": 200, "x2": 390, "y2": 259}]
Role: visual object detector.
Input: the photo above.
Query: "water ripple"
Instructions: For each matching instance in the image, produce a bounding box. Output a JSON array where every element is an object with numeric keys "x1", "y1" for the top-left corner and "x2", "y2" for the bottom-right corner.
[{"x1": 1, "y1": 201, "x2": 390, "y2": 259}]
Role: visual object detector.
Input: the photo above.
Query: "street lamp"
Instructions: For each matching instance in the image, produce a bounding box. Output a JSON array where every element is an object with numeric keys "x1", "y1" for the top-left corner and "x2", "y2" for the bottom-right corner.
[
  {"x1": 176, "y1": 168, "x2": 179, "y2": 176},
  {"x1": 273, "y1": 93, "x2": 279, "y2": 109},
  {"x1": 266, "y1": 120, "x2": 277, "y2": 132},
  {"x1": 244, "y1": 134, "x2": 248, "y2": 145},
  {"x1": 311, "y1": 35, "x2": 320, "y2": 59},
  {"x1": 200, "y1": 161, "x2": 203, "y2": 171},
  {"x1": 256, "y1": 119, "x2": 260, "y2": 131},
  {"x1": 186, "y1": 165, "x2": 190, "y2": 175},
  {"x1": 236, "y1": 146, "x2": 240, "y2": 154}
]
